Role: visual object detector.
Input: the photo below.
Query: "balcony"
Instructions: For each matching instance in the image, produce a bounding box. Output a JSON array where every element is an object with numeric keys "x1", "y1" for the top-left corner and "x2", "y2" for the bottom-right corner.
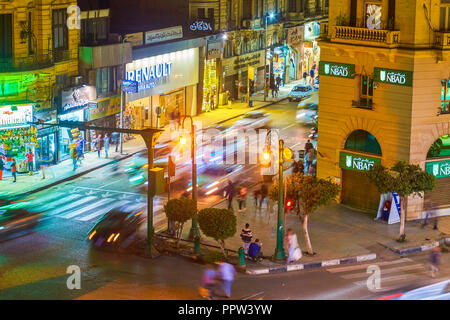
[
  {"x1": 352, "y1": 98, "x2": 374, "y2": 110},
  {"x1": 0, "y1": 49, "x2": 73, "y2": 72},
  {"x1": 79, "y1": 42, "x2": 132, "y2": 70},
  {"x1": 434, "y1": 31, "x2": 450, "y2": 49},
  {"x1": 320, "y1": 22, "x2": 329, "y2": 39},
  {"x1": 242, "y1": 18, "x2": 262, "y2": 30},
  {"x1": 331, "y1": 26, "x2": 400, "y2": 48}
]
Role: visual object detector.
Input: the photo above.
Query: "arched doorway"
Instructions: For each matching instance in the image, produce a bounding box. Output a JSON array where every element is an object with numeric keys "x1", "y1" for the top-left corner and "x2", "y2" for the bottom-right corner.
[
  {"x1": 424, "y1": 134, "x2": 450, "y2": 215},
  {"x1": 340, "y1": 130, "x2": 382, "y2": 212}
]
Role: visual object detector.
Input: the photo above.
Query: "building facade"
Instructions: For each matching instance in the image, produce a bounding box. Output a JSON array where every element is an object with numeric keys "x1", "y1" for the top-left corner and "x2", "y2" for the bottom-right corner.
[
  {"x1": 0, "y1": 0, "x2": 79, "y2": 172},
  {"x1": 317, "y1": 0, "x2": 450, "y2": 219}
]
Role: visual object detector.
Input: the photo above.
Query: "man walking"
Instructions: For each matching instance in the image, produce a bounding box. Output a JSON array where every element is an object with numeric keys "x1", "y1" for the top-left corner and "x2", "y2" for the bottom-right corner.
[
  {"x1": 112, "y1": 132, "x2": 119, "y2": 153},
  {"x1": 240, "y1": 223, "x2": 253, "y2": 254},
  {"x1": 96, "y1": 134, "x2": 103, "y2": 158},
  {"x1": 104, "y1": 133, "x2": 110, "y2": 158},
  {"x1": 26, "y1": 149, "x2": 34, "y2": 175},
  {"x1": 70, "y1": 145, "x2": 78, "y2": 171},
  {"x1": 218, "y1": 262, "x2": 236, "y2": 298},
  {"x1": 304, "y1": 139, "x2": 313, "y2": 154},
  {"x1": 0, "y1": 155, "x2": 4, "y2": 180},
  {"x1": 11, "y1": 158, "x2": 17, "y2": 183},
  {"x1": 430, "y1": 247, "x2": 442, "y2": 278},
  {"x1": 238, "y1": 185, "x2": 247, "y2": 213},
  {"x1": 260, "y1": 183, "x2": 268, "y2": 208},
  {"x1": 224, "y1": 180, "x2": 235, "y2": 211}
]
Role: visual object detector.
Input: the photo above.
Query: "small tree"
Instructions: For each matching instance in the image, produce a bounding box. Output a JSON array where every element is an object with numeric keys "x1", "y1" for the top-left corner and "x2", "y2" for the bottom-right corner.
[
  {"x1": 366, "y1": 161, "x2": 436, "y2": 241},
  {"x1": 270, "y1": 174, "x2": 340, "y2": 255},
  {"x1": 164, "y1": 197, "x2": 197, "y2": 246},
  {"x1": 198, "y1": 208, "x2": 236, "y2": 258}
]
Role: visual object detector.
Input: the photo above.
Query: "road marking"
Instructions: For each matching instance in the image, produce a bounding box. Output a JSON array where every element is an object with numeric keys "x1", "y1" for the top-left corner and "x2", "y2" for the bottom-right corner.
[
  {"x1": 354, "y1": 273, "x2": 423, "y2": 287},
  {"x1": 72, "y1": 186, "x2": 143, "y2": 196},
  {"x1": 341, "y1": 264, "x2": 425, "y2": 279},
  {"x1": 45, "y1": 196, "x2": 98, "y2": 216},
  {"x1": 34, "y1": 193, "x2": 80, "y2": 210},
  {"x1": 241, "y1": 291, "x2": 265, "y2": 300},
  {"x1": 282, "y1": 123, "x2": 296, "y2": 131},
  {"x1": 326, "y1": 258, "x2": 413, "y2": 273},
  {"x1": 77, "y1": 200, "x2": 130, "y2": 221},
  {"x1": 60, "y1": 198, "x2": 114, "y2": 219}
]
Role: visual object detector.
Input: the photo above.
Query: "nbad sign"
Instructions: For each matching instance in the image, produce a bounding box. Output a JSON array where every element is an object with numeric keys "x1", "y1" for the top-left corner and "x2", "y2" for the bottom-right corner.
[
  {"x1": 426, "y1": 160, "x2": 450, "y2": 179},
  {"x1": 374, "y1": 67, "x2": 413, "y2": 87},
  {"x1": 319, "y1": 61, "x2": 355, "y2": 79},
  {"x1": 339, "y1": 151, "x2": 381, "y2": 172}
]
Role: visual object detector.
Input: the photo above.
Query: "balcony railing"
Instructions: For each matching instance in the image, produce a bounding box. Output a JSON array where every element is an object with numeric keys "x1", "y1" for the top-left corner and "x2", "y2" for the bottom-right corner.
[
  {"x1": 320, "y1": 22, "x2": 329, "y2": 39},
  {"x1": 0, "y1": 49, "x2": 72, "y2": 72},
  {"x1": 331, "y1": 26, "x2": 400, "y2": 48},
  {"x1": 352, "y1": 98, "x2": 374, "y2": 110},
  {"x1": 434, "y1": 31, "x2": 450, "y2": 49}
]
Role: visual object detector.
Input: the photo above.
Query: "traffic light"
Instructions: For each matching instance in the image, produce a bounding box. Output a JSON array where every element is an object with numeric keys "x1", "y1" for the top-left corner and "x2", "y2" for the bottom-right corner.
[
  {"x1": 168, "y1": 155, "x2": 176, "y2": 177},
  {"x1": 285, "y1": 199, "x2": 293, "y2": 211}
]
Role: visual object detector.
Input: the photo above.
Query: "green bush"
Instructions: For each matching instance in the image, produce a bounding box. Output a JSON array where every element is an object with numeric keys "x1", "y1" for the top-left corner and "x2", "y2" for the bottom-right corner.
[{"x1": 164, "y1": 197, "x2": 197, "y2": 246}]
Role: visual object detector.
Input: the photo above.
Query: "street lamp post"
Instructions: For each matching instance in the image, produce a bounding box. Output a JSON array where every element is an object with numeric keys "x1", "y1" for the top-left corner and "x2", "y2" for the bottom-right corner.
[
  {"x1": 274, "y1": 139, "x2": 286, "y2": 260},
  {"x1": 264, "y1": 13, "x2": 274, "y2": 102},
  {"x1": 181, "y1": 116, "x2": 200, "y2": 254},
  {"x1": 119, "y1": 35, "x2": 129, "y2": 155}
]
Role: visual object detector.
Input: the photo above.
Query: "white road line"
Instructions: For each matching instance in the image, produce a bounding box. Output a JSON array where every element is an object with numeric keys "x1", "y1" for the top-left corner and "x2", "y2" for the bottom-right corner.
[
  {"x1": 36, "y1": 194, "x2": 81, "y2": 211},
  {"x1": 72, "y1": 186, "x2": 143, "y2": 196},
  {"x1": 45, "y1": 196, "x2": 98, "y2": 216},
  {"x1": 31, "y1": 192, "x2": 67, "y2": 206},
  {"x1": 60, "y1": 198, "x2": 114, "y2": 219},
  {"x1": 354, "y1": 274, "x2": 423, "y2": 287},
  {"x1": 341, "y1": 264, "x2": 425, "y2": 279},
  {"x1": 282, "y1": 123, "x2": 296, "y2": 131},
  {"x1": 77, "y1": 200, "x2": 130, "y2": 221},
  {"x1": 326, "y1": 258, "x2": 413, "y2": 273}
]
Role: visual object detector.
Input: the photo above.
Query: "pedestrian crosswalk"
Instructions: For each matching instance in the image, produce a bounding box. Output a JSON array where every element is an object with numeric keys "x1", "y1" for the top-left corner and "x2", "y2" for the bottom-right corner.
[
  {"x1": 325, "y1": 258, "x2": 429, "y2": 293},
  {"x1": 20, "y1": 189, "x2": 166, "y2": 223}
]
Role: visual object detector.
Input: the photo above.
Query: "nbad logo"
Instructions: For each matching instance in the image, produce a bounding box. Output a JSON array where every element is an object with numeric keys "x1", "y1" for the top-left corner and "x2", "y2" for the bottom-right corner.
[
  {"x1": 386, "y1": 71, "x2": 406, "y2": 85},
  {"x1": 330, "y1": 65, "x2": 349, "y2": 77}
]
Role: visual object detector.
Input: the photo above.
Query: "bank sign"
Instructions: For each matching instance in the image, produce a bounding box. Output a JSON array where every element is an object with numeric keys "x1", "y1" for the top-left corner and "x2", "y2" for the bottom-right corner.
[
  {"x1": 426, "y1": 160, "x2": 450, "y2": 179},
  {"x1": 374, "y1": 68, "x2": 413, "y2": 86},
  {"x1": 319, "y1": 61, "x2": 355, "y2": 79},
  {"x1": 339, "y1": 151, "x2": 382, "y2": 172}
]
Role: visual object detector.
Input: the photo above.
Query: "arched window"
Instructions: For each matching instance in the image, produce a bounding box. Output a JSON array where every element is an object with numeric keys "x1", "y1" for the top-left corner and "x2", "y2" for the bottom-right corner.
[
  {"x1": 345, "y1": 130, "x2": 382, "y2": 155},
  {"x1": 427, "y1": 135, "x2": 450, "y2": 159}
]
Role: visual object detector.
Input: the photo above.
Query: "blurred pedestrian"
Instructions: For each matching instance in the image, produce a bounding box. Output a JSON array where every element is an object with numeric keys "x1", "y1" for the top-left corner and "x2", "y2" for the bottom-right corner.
[
  {"x1": 200, "y1": 264, "x2": 217, "y2": 300},
  {"x1": 0, "y1": 155, "x2": 4, "y2": 180},
  {"x1": 26, "y1": 149, "x2": 34, "y2": 175},
  {"x1": 112, "y1": 132, "x2": 119, "y2": 152},
  {"x1": 276, "y1": 75, "x2": 282, "y2": 88},
  {"x1": 303, "y1": 71, "x2": 308, "y2": 84},
  {"x1": 286, "y1": 229, "x2": 302, "y2": 263},
  {"x1": 253, "y1": 188, "x2": 260, "y2": 208},
  {"x1": 11, "y1": 158, "x2": 17, "y2": 183},
  {"x1": 260, "y1": 183, "x2": 268, "y2": 208},
  {"x1": 248, "y1": 239, "x2": 263, "y2": 262},
  {"x1": 304, "y1": 139, "x2": 313, "y2": 153},
  {"x1": 96, "y1": 134, "x2": 103, "y2": 158},
  {"x1": 224, "y1": 180, "x2": 235, "y2": 211},
  {"x1": 104, "y1": 134, "x2": 110, "y2": 158},
  {"x1": 430, "y1": 247, "x2": 441, "y2": 278},
  {"x1": 218, "y1": 262, "x2": 236, "y2": 298},
  {"x1": 70, "y1": 145, "x2": 78, "y2": 171},
  {"x1": 238, "y1": 185, "x2": 247, "y2": 213},
  {"x1": 240, "y1": 223, "x2": 253, "y2": 254}
]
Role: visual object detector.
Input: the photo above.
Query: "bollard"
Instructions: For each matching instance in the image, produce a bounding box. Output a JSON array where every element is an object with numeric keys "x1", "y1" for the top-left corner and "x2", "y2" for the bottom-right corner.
[{"x1": 238, "y1": 247, "x2": 246, "y2": 267}]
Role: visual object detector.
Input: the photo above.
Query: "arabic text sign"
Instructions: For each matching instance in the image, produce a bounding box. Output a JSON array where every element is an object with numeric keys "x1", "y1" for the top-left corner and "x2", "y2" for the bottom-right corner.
[
  {"x1": 319, "y1": 61, "x2": 355, "y2": 79},
  {"x1": 339, "y1": 151, "x2": 382, "y2": 172},
  {"x1": 145, "y1": 26, "x2": 183, "y2": 45},
  {"x1": 426, "y1": 159, "x2": 450, "y2": 179},
  {"x1": 374, "y1": 68, "x2": 413, "y2": 87}
]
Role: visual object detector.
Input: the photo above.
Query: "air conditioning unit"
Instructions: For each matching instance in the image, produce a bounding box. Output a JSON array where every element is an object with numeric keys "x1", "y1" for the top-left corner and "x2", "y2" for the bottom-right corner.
[{"x1": 71, "y1": 75, "x2": 84, "y2": 86}]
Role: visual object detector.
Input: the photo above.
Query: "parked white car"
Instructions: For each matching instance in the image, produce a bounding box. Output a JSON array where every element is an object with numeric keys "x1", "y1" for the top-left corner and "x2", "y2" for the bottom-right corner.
[{"x1": 288, "y1": 84, "x2": 313, "y2": 102}]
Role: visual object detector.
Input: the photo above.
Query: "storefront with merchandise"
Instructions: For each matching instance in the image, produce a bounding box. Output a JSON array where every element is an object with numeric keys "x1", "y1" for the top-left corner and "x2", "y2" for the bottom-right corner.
[
  {"x1": 203, "y1": 40, "x2": 222, "y2": 112},
  {"x1": 0, "y1": 104, "x2": 38, "y2": 175},
  {"x1": 287, "y1": 26, "x2": 304, "y2": 82},
  {"x1": 302, "y1": 22, "x2": 321, "y2": 82},
  {"x1": 125, "y1": 47, "x2": 199, "y2": 129}
]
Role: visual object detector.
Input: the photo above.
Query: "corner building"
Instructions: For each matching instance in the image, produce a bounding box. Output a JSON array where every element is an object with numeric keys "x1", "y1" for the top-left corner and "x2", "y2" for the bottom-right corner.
[{"x1": 317, "y1": 0, "x2": 450, "y2": 219}]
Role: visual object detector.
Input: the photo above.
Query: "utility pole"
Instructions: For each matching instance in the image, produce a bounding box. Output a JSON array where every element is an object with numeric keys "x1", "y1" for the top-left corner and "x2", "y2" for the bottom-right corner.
[
  {"x1": 274, "y1": 139, "x2": 286, "y2": 260},
  {"x1": 120, "y1": 35, "x2": 128, "y2": 155},
  {"x1": 264, "y1": 14, "x2": 268, "y2": 102}
]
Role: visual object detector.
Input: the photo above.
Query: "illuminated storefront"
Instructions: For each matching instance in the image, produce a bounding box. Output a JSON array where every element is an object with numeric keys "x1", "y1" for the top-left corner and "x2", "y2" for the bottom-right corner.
[
  {"x1": 125, "y1": 47, "x2": 199, "y2": 128},
  {"x1": 203, "y1": 40, "x2": 221, "y2": 112}
]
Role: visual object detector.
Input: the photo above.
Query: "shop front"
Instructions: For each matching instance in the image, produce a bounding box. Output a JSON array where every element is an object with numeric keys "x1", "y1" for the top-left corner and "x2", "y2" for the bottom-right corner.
[
  {"x1": 302, "y1": 22, "x2": 321, "y2": 83},
  {"x1": 424, "y1": 135, "x2": 450, "y2": 216},
  {"x1": 125, "y1": 47, "x2": 199, "y2": 129},
  {"x1": 203, "y1": 40, "x2": 222, "y2": 112},
  {"x1": 0, "y1": 104, "x2": 38, "y2": 176},
  {"x1": 339, "y1": 130, "x2": 383, "y2": 212},
  {"x1": 222, "y1": 50, "x2": 265, "y2": 100},
  {"x1": 287, "y1": 26, "x2": 304, "y2": 82}
]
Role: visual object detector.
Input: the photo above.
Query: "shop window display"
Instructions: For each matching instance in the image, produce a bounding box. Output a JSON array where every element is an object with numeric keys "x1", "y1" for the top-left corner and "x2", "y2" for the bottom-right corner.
[{"x1": 0, "y1": 126, "x2": 38, "y2": 175}]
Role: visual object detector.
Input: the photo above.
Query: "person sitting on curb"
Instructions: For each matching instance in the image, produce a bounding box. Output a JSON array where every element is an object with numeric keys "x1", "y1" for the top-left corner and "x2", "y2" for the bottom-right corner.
[{"x1": 248, "y1": 239, "x2": 263, "y2": 262}]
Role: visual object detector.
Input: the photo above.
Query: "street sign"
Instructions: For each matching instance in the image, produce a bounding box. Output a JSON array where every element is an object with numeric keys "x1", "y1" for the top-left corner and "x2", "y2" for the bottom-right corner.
[
  {"x1": 122, "y1": 80, "x2": 138, "y2": 93},
  {"x1": 283, "y1": 147, "x2": 293, "y2": 161}
]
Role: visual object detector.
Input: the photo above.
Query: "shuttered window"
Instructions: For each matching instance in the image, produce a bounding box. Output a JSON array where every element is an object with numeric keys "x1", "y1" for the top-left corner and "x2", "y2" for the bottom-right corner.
[
  {"x1": 0, "y1": 14, "x2": 13, "y2": 60},
  {"x1": 52, "y1": 9, "x2": 68, "y2": 50}
]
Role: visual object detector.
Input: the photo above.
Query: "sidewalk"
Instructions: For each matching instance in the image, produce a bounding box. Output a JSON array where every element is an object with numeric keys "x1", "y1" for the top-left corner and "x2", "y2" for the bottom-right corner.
[
  {"x1": 178, "y1": 183, "x2": 447, "y2": 274},
  {"x1": 1, "y1": 136, "x2": 146, "y2": 198}
]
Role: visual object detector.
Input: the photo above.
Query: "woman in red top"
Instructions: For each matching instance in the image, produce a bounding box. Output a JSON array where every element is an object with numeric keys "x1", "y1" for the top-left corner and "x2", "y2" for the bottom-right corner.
[{"x1": 11, "y1": 158, "x2": 17, "y2": 183}]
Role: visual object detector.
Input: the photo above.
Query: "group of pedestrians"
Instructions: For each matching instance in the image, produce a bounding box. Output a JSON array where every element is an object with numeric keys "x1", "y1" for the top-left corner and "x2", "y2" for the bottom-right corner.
[
  {"x1": 224, "y1": 181, "x2": 270, "y2": 213},
  {"x1": 303, "y1": 139, "x2": 317, "y2": 176},
  {"x1": 201, "y1": 262, "x2": 236, "y2": 300}
]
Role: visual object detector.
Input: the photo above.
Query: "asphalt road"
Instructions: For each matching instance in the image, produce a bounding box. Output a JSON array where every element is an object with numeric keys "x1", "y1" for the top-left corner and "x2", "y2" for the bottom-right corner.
[{"x1": 3, "y1": 93, "x2": 448, "y2": 300}]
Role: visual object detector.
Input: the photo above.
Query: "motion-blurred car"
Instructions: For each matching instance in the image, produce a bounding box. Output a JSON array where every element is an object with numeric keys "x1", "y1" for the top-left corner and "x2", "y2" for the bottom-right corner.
[
  {"x1": 87, "y1": 207, "x2": 145, "y2": 248},
  {"x1": 377, "y1": 280, "x2": 450, "y2": 300},
  {"x1": 296, "y1": 109, "x2": 318, "y2": 124},
  {"x1": 0, "y1": 208, "x2": 42, "y2": 240},
  {"x1": 297, "y1": 102, "x2": 318, "y2": 110},
  {"x1": 313, "y1": 76, "x2": 319, "y2": 90},
  {"x1": 288, "y1": 84, "x2": 313, "y2": 102},
  {"x1": 230, "y1": 111, "x2": 271, "y2": 131},
  {"x1": 125, "y1": 143, "x2": 173, "y2": 176}
]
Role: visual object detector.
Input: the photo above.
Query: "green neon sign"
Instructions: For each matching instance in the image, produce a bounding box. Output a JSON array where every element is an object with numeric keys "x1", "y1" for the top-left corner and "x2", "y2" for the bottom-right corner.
[
  {"x1": 319, "y1": 61, "x2": 355, "y2": 79},
  {"x1": 373, "y1": 68, "x2": 413, "y2": 87},
  {"x1": 339, "y1": 151, "x2": 382, "y2": 172},
  {"x1": 426, "y1": 159, "x2": 450, "y2": 179}
]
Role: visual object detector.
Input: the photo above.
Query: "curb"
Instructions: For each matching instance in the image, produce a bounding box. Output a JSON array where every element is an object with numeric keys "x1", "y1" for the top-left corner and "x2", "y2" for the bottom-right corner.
[
  {"x1": 245, "y1": 253, "x2": 377, "y2": 275},
  {"x1": 377, "y1": 238, "x2": 450, "y2": 256},
  {"x1": 11, "y1": 149, "x2": 145, "y2": 198}
]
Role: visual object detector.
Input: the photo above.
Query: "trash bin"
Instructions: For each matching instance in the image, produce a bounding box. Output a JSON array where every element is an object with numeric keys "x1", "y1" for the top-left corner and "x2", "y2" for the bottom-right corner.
[{"x1": 249, "y1": 100, "x2": 253, "y2": 107}]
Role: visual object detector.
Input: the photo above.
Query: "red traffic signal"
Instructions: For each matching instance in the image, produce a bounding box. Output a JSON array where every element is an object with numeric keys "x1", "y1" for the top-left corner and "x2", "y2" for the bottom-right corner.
[{"x1": 285, "y1": 199, "x2": 293, "y2": 210}]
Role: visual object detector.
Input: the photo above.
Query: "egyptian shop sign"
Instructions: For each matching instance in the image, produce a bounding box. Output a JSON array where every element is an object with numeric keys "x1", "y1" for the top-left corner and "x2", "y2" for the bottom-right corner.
[
  {"x1": 339, "y1": 151, "x2": 382, "y2": 172},
  {"x1": 374, "y1": 68, "x2": 413, "y2": 87},
  {"x1": 319, "y1": 61, "x2": 355, "y2": 79},
  {"x1": 426, "y1": 159, "x2": 450, "y2": 179}
]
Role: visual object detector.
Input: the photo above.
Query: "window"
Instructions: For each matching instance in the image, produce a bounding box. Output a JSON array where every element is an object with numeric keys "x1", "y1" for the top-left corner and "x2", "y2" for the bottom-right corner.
[
  {"x1": 52, "y1": 9, "x2": 68, "y2": 50},
  {"x1": 259, "y1": 34, "x2": 264, "y2": 49},
  {"x1": 440, "y1": 4, "x2": 450, "y2": 31},
  {"x1": 243, "y1": 0, "x2": 252, "y2": 20},
  {"x1": 81, "y1": 17, "x2": 108, "y2": 44},
  {"x1": 96, "y1": 67, "x2": 117, "y2": 96},
  {"x1": 345, "y1": 130, "x2": 382, "y2": 156},
  {"x1": 197, "y1": 8, "x2": 206, "y2": 19},
  {"x1": 366, "y1": 4, "x2": 382, "y2": 29},
  {"x1": 254, "y1": 0, "x2": 259, "y2": 18},
  {"x1": 274, "y1": 0, "x2": 279, "y2": 13},
  {"x1": 28, "y1": 12, "x2": 33, "y2": 55},
  {"x1": 359, "y1": 75, "x2": 374, "y2": 109},
  {"x1": 260, "y1": 0, "x2": 264, "y2": 18},
  {"x1": 441, "y1": 80, "x2": 450, "y2": 114},
  {"x1": 0, "y1": 14, "x2": 13, "y2": 60},
  {"x1": 207, "y1": 8, "x2": 214, "y2": 19},
  {"x1": 289, "y1": 0, "x2": 296, "y2": 12}
]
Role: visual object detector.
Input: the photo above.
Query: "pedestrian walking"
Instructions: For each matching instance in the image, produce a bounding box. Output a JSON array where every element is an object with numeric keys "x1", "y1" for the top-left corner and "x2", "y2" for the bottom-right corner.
[
  {"x1": 224, "y1": 180, "x2": 235, "y2": 211},
  {"x1": 112, "y1": 132, "x2": 119, "y2": 153},
  {"x1": 218, "y1": 262, "x2": 236, "y2": 298},
  {"x1": 430, "y1": 247, "x2": 441, "y2": 278},
  {"x1": 240, "y1": 223, "x2": 253, "y2": 254},
  {"x1": 303, "y1": 71, "x2": 308, "y2": 84},
  {"x1": 70, "y1": 145, "x2": 78, "y2": 171},
  {"x1": 26, "y1": 149, "x2": 34, "y2": 175},
  {"x1": 11, "y1": 158, "x2": 17, "y2": 183},
  {"x1": 304, "y1": 139, "x2": 313, "y2": 153},
  {"x1": 0, "y1": 155, "x2": 4, "y2": 180},
  {"x1": 200, "y1": 264, "x2": 217, "y2": 300},
  {"x1": 76, "y1": 138, "x2": 84, "y2": 165},
  {"x1": 259, "y1": 183, "x2": 268, "y2": 208},
  {"x1": 253, "y1": 188, "x2": 260, "y2": 208},
  {"x1": 286, "y1": 228, "x2": 302, "y2": 263},
  {"x1": 104, "y1": 134, "x2": 110, "y2": 158},
  {"x1": 276, "y1": 75, "x2": 282, "y2": 88},
  {"x1": 238, "y1": 185, "x2": 247, "y2": 213},
  {"x1": 96, "y1": 134, "x2": 103, "y2": 158},
  {"x1": 38, "y1": 153, "x2": 50, "y2": 179}
]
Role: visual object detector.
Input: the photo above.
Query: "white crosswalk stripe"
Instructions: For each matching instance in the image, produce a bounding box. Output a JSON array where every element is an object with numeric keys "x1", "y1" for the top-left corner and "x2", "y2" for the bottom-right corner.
[
  {"x1": 77, "y1": 200, "x2": 130, "y2": 221},
  {"x1": 45, "y1": 196, "x2": 99, "y2": 216},
  {"x1": 59, "y1": 198, "x2": 116, "y2": 219},
  {"x1": 326, "y1": 258, "x2": 429, "y2": 292},
  {"x1": 34, "y1": 194, "x2": 81, "y2": 211}
]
